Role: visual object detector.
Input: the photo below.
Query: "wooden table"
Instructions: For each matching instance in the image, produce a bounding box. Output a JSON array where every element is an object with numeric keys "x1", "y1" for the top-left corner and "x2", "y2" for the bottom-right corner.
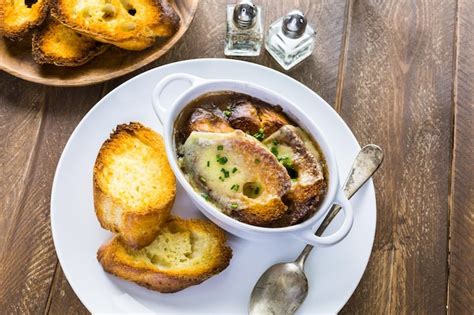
[{"x1": 1, "y1": 0, "x2": 472, "y2": 313}]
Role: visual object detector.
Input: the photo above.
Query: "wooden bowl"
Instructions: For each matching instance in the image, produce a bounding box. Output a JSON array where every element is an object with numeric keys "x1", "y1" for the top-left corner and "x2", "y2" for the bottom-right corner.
[{"x1": 0, "y1": 0, "x2": 199, "y2": 86}]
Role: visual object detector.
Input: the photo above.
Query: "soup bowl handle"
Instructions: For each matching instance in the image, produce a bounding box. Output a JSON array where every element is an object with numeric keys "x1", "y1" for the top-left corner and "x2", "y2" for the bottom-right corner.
[
  {"x1": 152, "y1": 73, "x2": 205, "y2": 124},
  {"x1": 294, "y1": 188, "x2": 354, "y2": 246}
]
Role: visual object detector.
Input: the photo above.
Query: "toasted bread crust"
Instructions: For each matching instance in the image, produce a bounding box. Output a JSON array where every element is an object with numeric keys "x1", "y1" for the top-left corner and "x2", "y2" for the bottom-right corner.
[
  {"x1": 257, "y1": 106, "x2": 289, "y2": 136},
  {"x1": 187, "y1": 108, "x2": 234, "y2": 137},
  {"x1": 94, "y1": 122, "x2": 176, "y2": 249},
  {"x1": 2, "y1": 0, "x2": 49, "y2": 39},
  {"x1": 94, "y1": 185, "x2": 174, "y2": 248},
  {"x1": 51, "y1": 0, "x2": 180, "y2": 50},
  {"x1": 263, "y1": 126, "x2": 327, "y2": 226},
  {"x1": 231, "y1": 198, "x2": 289, "y2": 226},
  {"x1": 228, "y1": 100, "x2": 261, "y2": 135},
  {"x1": 32, "y1": 18, "x2": 108, "y2": 66},
  {"x1": 97, "y1": 217, "x2": 233, "y2": 293}
]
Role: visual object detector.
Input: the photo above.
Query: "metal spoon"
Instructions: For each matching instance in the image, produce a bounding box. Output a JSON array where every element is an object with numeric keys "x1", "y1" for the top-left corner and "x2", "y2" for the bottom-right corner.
[{"x1": 249, "y1": 144, "x2": 384, "y2": 315}]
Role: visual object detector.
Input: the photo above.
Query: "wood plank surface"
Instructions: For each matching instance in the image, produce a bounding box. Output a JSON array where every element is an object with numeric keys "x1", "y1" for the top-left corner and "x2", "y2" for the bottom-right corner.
[
  {"x1": 338, "y1": 0, "x2": 456, "y2": 313},
  {"x1": 0, "y1": 75, "x2": 106, "y2": 314},
  {"x1": 0, "y1": 74, "x2": 49, "y2": 313},
  {"x1": 448, "y1": 0, "x2": 474, "y2": 313},
  {"x1": 0, "y1": 0, "x2": 472, "y2": 313},
  {"x1": 46, "y1": 265, "x2": 89, "y2": 315}
]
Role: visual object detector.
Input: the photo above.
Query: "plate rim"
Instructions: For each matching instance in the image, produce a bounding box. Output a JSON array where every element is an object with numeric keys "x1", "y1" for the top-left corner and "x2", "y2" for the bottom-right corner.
[
  {"x1": 0, "y1": 0, "x2": 199, "y2": 87},
  {"x1": 50, "y1": 58, "x2": 376, "y2": 313}
]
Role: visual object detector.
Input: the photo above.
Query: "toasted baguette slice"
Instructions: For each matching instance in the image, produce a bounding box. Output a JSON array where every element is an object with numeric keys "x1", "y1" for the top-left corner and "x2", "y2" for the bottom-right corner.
[
  {"x1": 98, "y1": 217, "x2": 233, "y2": 293},
  {"x1": 182, "y1": 130, "x2": 292, "y2": 226},
  {"x1": 263, "y1": 126, "x2": 327, "y2": 226},
  {"x1": 94, "y1": 122, "x2": 176, "y2": 249},
  {"x1": 1, "y1": 0, "x2": 49, "y2": 39},
  {"x1": 51, "y1": 0, "x2": 180, "y2": 50},
  {"x1": 32, "y1": 18, "x2": 108, "y2": 66}
]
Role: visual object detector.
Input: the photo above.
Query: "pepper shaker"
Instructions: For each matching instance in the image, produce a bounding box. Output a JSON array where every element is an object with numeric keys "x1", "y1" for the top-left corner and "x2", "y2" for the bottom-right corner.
[
  {"x1": 224, "y1": 0, "x2": 263, "y2": 56},
  {"x1": 265, "y1": 10, "x2": 316, "y2": 70}
]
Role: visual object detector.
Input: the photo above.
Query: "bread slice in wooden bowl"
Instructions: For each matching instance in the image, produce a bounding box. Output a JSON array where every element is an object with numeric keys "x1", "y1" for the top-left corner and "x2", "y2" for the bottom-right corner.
[
  {"x1": 1, "y1": 0, "x2": 49, "y2": 39},
  {"x1": 32, "y1": 18, "x2": 108, "y2": 66},
  {"x1": 51, "y1": 0, "x2": 180, "y2": 50}
]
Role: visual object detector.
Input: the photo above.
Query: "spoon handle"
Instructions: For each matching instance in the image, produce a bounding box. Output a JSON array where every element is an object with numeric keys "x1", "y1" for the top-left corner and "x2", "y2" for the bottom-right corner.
[{"x1": 295, "y1": 144, "x2": 383, "y2": 267}]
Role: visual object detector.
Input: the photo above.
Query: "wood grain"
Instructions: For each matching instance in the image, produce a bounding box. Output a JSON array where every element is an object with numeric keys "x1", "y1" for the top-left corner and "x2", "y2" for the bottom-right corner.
[
  {"x1": 448, "y1": 0, "x2": 474, "y2": 313},
  {"x1": 0, "y1": 0, "x2": 199, "y2": 86},
  {"x1": 0, "y1": 79, "x2": 104, "y2": 313},
  {"x1": 47, "y1": 265, "x2": 89, "y2": 315},
  {"x1": 0, "y1": 73, "x2": 48, "y2": 313},
  {"x1": 338, "y1": 0, "x2": 456, "y2": 313}
]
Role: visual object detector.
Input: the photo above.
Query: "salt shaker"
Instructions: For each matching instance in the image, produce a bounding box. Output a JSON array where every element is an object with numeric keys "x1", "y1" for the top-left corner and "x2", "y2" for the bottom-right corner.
[
  {"x1": 224, "y1": 0, "x2": 263, "y2": 56},
  {"x1": 265, "y1": 10, "x2": 316, "y2": 70}
]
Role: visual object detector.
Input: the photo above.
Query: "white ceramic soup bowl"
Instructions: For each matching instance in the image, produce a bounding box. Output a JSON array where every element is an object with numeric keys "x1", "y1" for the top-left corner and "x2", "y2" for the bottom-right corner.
[{"x1": 152, "y1": 73, "x2": 353, "y2": 246}]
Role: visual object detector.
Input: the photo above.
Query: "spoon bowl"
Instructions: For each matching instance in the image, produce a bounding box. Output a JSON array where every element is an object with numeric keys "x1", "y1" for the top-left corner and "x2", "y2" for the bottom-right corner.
[{"x1": 250, "y1": 263, "x2": 308, "y2": 315}]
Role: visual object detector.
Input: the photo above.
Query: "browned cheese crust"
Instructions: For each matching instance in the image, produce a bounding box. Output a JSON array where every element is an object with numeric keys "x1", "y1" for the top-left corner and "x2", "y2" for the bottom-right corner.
[
  {"x1": 227, "y1": 100, "x2": 289, "y2": 138},
  {"x1": 264, "y1": 126, "x2": 327, "y2": 226},
  {"x1": 182, "y1": 130, "x2": 292, "y2": 226},
  {"x1": 228, "y1": 99, "x2": 261, "y2": 135},
  {"x1": 187, "y1": 108, "x2": 234, "y2": 137}
]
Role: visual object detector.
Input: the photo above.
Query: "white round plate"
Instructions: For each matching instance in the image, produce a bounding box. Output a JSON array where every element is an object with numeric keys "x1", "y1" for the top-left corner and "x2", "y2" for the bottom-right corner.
[{"x1": 51, "y1": 59, "x2": 376, "y2": 314}]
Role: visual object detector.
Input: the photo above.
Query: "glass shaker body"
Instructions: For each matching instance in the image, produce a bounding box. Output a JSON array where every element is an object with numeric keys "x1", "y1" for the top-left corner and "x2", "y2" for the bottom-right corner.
[
  {"x1": 225, "y1": 4, "x2": 263, "y2": 56},
  {"x1": 265, "y1": 17, "x2": 315, "y2": 70}
]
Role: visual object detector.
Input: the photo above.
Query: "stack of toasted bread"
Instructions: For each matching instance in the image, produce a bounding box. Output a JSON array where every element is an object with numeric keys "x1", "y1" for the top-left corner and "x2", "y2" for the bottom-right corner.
[
  {"x1": 94, "y1": 123, "x2": 232, "y2": 292},
  {"x1": 0, "y1": 0, "x2": 180, "y2": 66}
]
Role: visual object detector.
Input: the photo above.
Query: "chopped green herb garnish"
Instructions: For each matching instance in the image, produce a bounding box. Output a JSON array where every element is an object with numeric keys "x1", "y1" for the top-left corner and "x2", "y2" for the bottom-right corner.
[
  {"x1": 216, "y1": 154, "x2": 228, "y2": 165},
  {"x1": 272, "y1": 139, "x2": 279, "y2": 146},
  {"x1": 232, "y1": 167, "x2": 238, "y2": 173},
  {"x1": 219, "y1": 176, "x2": 225, "y2": 182},
  {"x1": 271, "y1": 146, "x2": 279, "y2": 156},
  {"x1": 223, "y1": 110, "x2": 231, "y2": 117},
  {"x1": 231, "y1": 184, "x2": 240, "y2": 191},
  {"x1": 279, "y1": 156, "x2": 293, "y2": 168},
  {"x1": 253, "y1": 128, "x2": 265, "y2": 141},
  {"x1": 207, "y1": 161, "x2": 210, "y2": 167},
  {"x1": 199, "y1": 176, "x2": 206, "y2": 183},
  {"x1": 217, "y1": 145, "x2": 224, "y2": 150},
  {"x1": 201, "y1": 193, "x2": 209, "y2": 200},
  {"x1": 277, "y1": 156, "x2": 297, "y2": 179},
  {"x1": 221, "y1": 168, "x2": 230, "y2": 178},
  {"x1": 255, "y1": 158, "x2": 261, "y2": 164},
  {"x1": 291, "y1": 178, "x2": 298, "y2": 182},
  {"x1": 230, "y1": 203, "x2": 238, "y2": 209}
]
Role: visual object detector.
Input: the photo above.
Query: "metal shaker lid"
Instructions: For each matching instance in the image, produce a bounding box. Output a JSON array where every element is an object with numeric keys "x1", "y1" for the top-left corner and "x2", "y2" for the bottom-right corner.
[
  {"x1": 233, "y1": 0, "x2": 258, "y2": 29},
  {"x1": 282, "y1": 10, "x2": 307, "y2": 38}
]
